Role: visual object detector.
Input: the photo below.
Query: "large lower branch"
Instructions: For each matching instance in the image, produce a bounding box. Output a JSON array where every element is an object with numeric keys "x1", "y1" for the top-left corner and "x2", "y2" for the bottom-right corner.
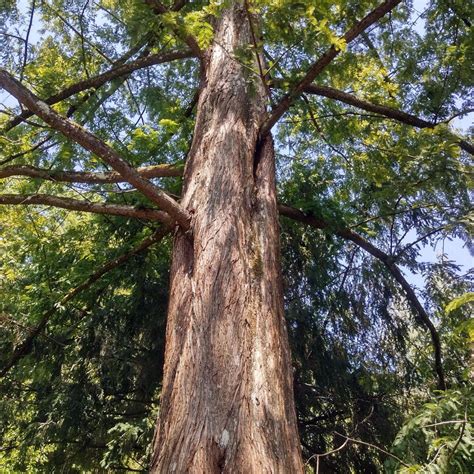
[
  {"x1": 0, "y1": 163, "x2": 183, "y2": 182},
  {"x1": 0, "y1": 69, "x2": 191, "y2": 230},
  {"x1": 278, "y1": 203, "x2": 446, "y2": 391},
  {"x1": 297, "y1": 84, "x2": 474, "y2": 155},
  {"x1": 0, "y1": 193, "x2": 172, "y2": 223},
  {"x1": 3, "y1": 49, "x2": 194, "y2": 132},
  {"x1": 0, "y1": 225, "x2": 171, "y2": 378},
  {"x1": 261, "y1": 0, "x2": 402, "y2": 135}
]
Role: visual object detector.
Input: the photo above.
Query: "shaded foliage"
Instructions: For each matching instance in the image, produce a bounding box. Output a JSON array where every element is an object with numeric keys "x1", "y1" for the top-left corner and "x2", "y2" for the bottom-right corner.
[{"x1": 0, "y1": 0, "x2": 472, "y2": 471}]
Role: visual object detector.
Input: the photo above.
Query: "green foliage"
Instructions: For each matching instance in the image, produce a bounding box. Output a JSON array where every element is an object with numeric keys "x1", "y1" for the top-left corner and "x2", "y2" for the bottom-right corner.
[
  {"x1": 0, "y1": 212, "x2": 170, "y2": 472},
  {"x1": 389, "y1": 389, "x2": 473, "y2": 473},
  {"x1": 0, "y1": 0, "x2": 473, "y2": 471},
  {"x1": 445, "y1": 293, "x2": 474, "y2": 315},
  {"x1": 182, "y1": 10, "x2": 214, "y2": 48}
]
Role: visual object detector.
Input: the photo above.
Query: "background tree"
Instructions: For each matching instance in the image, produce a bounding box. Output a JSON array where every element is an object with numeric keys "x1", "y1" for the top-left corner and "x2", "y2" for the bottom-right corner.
[{"x1": 0, "y1": 0, "x2": 472, "y2": 472}]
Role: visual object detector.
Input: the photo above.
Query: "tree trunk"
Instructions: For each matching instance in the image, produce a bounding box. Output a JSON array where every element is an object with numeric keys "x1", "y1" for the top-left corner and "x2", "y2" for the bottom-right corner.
[{"x1": 151, "y1": 3, "x2": 303, "y2": 472}]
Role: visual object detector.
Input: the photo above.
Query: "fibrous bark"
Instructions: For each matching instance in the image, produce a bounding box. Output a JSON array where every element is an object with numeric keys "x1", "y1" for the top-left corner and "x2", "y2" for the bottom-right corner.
[
  {"x1": 0, "y1": 163, "x2": 183, "y2": 182},
  {"x1": 151, "y1": 4, "x2": 303, "y2": 472}
]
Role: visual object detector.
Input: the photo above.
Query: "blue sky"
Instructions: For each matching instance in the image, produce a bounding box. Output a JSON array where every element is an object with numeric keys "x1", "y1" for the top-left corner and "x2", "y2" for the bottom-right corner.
[{"x1": 1, "y1": 0, "x2": 472, "y2": 291}]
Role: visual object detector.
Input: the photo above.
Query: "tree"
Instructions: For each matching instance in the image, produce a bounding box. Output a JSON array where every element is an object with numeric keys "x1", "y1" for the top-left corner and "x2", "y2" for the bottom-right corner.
[{"x1": 0, "y1": 0, "x2": 472, "y2": 472}]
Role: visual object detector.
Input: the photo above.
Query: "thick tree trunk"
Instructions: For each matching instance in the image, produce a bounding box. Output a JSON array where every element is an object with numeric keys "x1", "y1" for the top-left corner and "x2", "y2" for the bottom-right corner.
[{"x1": 151, "y1": 4, "x2": 303, "y2": 472}]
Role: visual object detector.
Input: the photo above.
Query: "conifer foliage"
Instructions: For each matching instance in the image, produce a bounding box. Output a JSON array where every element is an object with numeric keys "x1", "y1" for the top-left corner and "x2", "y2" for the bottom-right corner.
[{"x1": 0, "y1": 0, "x2": 472, "y2": 471}]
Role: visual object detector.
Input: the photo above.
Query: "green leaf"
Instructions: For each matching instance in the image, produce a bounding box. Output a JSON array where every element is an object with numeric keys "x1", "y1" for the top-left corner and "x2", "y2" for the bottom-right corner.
[{"x1": 445, "y1": 293, "x2": 474, "y2": 314}]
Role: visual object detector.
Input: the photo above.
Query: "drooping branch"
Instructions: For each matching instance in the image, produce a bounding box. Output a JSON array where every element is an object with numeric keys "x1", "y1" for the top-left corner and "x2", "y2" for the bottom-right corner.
[
  {"x1": 261, "y1": 0, "x2": 402, "y2": 135},
  {"x1": 278, "y1": 203, "x2": 447, "y2": 391},
  {"x1": 295, "y1": 83, "x2": 474, "y2": 155},
  {"x1": 0, "y1": 163, "x2": 183, "y2": 182},
  {"x1": 0, "y1": 225, "x2": 171, "y2": 378},
  {"x1": 4, "y1": 49, "x2": 194, "y2": 131},
  {"x1": 0, "y1": 69, "x2": 191, "y2": 230},
  {"x1": 0, "y1": 193, "x2": 172, "y2": 223}
]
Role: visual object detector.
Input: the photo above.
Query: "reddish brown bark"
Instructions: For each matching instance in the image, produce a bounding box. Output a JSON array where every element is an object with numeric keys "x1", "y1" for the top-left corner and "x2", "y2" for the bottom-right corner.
[
  {"x1": 151, "y1": 4, "x2": 303, "y2": 472},
  {"x1": 0, "y1": 193, "x2": 172, "y2": 223},
  {"x1": 0, "y1": 163, "x2": 183, "y2": 182}
]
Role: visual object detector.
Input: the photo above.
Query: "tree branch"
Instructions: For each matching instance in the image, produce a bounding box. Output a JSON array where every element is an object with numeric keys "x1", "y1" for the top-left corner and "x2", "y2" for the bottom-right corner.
[
  {"x1": 260, "y1": 0, "x2": 402, "y2": 135},
  {"x1": 144, "y1": 1, "x2": 202, "y2": 57},
  {"x1": 0, "y1": 69, "x2": 191, "y2": 230},
  {"x1": 0, "y1": 163, "x2": 183, "y2": 182},
  {"x1": 278, "y1": 203, "x2": 447, "y2": 391},
  {"x1": 0, "y1": 225, "x2": 172, "y2": 378},
  {"x1": 333, "y1": 432, "x2": 409, "y2": 467},
  {"x1": 0, "y1": 193, "x2": 172, "y2": 223},
  {"x1": 170, "y1": 0, "x2": 188, "y2": 11},
  {"x1": 396, "y1": 225, "x2": 446, "y2": 257},
  {"x1": 4, "y1": 49, "x2": 194, "y2": 131},
  {"x1": 19, "y1": 0, "x2": 36, "y2": 82},
  {"x1": 294, "y1": 83, "x2": 474, "y2": 155}
]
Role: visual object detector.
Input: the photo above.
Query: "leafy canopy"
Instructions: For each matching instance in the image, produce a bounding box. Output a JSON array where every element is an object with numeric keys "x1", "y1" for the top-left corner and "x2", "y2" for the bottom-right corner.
[{"x1": 0, "y1": 0, "x2": 472, "y2": 471}]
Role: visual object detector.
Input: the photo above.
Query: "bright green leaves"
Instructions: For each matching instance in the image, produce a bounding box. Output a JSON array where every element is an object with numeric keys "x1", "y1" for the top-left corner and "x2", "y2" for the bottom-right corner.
[
  {"x1": 94, "y1": 0, "x2": 162, "y2": 47},
  {"x1": 389, "y1": 388, "x2": 473, "y2": 473},
  {"x1": 445, "y1": 292, "x2": 474, "y2": 315},
  {"x1": 444, "y1": 292, "x2": 474, "y2": 347},
  {"x1": 126, "y1": 125, "x2": 161, "y2": 160},
  {"x1": 158, "y1": 118, "x2": 179, "y2": 133},
  {"x1": 145, "y1": 4, "x2": 215, "y2": 50},
  {"x1": 0, "y1": 0, "x2": 473, "y2": 472},
  {"x1": 329, "y1": 55, "x2": 400, "y2": 105},
  {"x1": 23, "y1": 38, "x2": 78, "y2": 97},
  {"x1": 307, "y1": 12, "x2": 347, "y2": 52},
  {"x1": 182, "y1": 10, "x2": 214, "y2": 49}
]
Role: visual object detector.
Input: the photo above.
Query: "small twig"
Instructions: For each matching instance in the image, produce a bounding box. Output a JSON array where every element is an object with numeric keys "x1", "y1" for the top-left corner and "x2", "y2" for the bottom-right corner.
[
  {"x1": 334, "y1": 431, "x2": 409, "y2": 467},
  {"x1": 0, "y1": 31, "x2": 27, "y2": 43},
  {"x1": 446, "y1": 412, "x2": 468, "y2": 465},
  {"x1": 302, "y1": 95, "x2": 351, "y2": 164},
  {"x1": 423, "y1": 419, "x2": 468, "y2": 428},
  {"x1": 19, "y1": 0, "x2": 36, "y2": 83},
  {"x1": 0, "y1": 135, "x2": 55, "y2": 166},
  {"x1": 243, "y1": 0, "x2": 269, "y2": 96},
  {"x1": 397, "y1": 225, "x2": 447, "y2": 257},
  {"x1": 46, "y1": 4, "x2": 112, "y2": 63},
  {"x1": 305, "y1": 437, "x2": 350, "y2": 471},
  {"x1": 0, "y1": 313, "x2": 64, "y2": 346},
  {"x1": 444, "y1": 108, "x2": 474, "y2": 124}
]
